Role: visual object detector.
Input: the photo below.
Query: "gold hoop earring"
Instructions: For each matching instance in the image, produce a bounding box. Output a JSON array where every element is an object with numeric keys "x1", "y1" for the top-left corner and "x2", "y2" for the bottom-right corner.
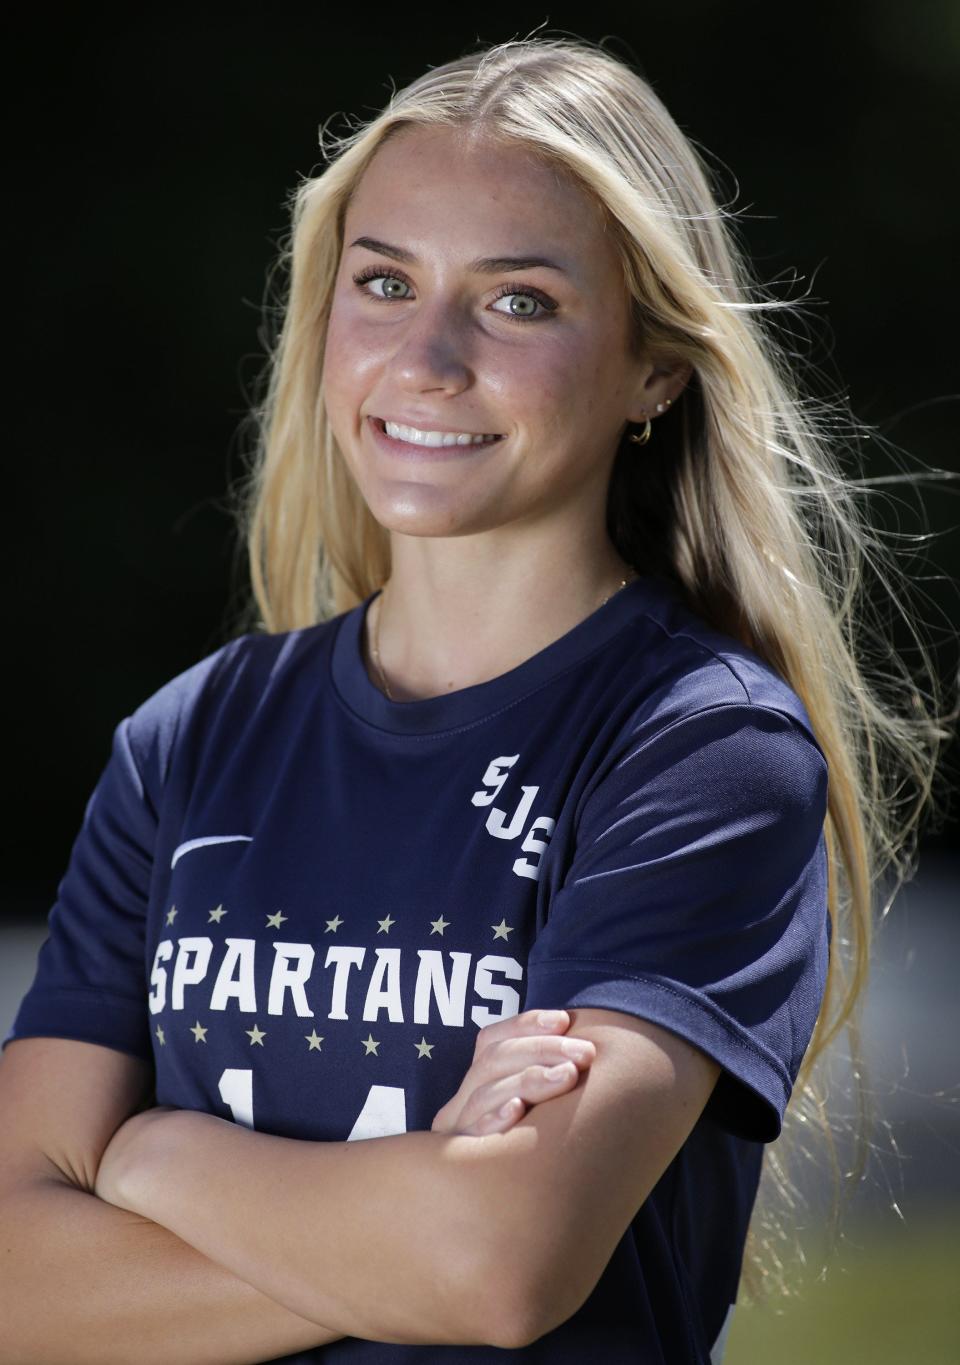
[
  {"x1": 628, "y1": 395, "x2": 673, "y2": 446},
  {"x1": 628, "y1": 417, "x2": 652, "y2": 445}
]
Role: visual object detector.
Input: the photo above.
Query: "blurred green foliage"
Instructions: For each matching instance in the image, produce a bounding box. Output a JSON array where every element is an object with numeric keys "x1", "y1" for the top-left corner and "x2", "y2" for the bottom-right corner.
[{"x1": 727, "y1": 1213, "x2": 959, "y2": 1364}]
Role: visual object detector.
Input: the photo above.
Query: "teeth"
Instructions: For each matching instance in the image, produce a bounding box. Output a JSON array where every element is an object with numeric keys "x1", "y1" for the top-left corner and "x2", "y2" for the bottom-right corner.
[{"x1": 383, "y1": 420, "x2": 500, "y2": 447}]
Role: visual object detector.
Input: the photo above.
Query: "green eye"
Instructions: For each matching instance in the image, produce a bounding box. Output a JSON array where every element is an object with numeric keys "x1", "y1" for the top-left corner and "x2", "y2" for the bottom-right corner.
[
  {"x1": 492, "y1": 293, "x2": 539, "y2": 317},
  {"x1": 351, "y1": 266, "x2": 557, "y2": 322},
  {"x1": 352, "y1": 266, "x2": 413, "y2": 300}
]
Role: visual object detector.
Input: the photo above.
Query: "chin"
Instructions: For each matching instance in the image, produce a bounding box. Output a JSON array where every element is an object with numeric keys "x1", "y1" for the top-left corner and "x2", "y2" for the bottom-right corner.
[
  {"x1": 375, "y1": 481, "x2": 523, "y2": 540},
  {"x1": 363, "y1": 486, "x2": 472, "y2": 538}
]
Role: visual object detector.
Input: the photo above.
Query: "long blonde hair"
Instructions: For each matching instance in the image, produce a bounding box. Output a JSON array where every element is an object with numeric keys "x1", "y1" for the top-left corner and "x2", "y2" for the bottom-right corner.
[{"x1": 235, "y1": 35, "x2": 956, "y2": 1301}]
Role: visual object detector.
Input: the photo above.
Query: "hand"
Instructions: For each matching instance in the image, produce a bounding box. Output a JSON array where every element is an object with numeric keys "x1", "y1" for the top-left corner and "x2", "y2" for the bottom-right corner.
[
  {"x1": 431, "y1": 1009, "x2": 596, "y2": 1137},
  {"x1": 94, "y1": 1104, "x2": 180, "y2": 1211}
]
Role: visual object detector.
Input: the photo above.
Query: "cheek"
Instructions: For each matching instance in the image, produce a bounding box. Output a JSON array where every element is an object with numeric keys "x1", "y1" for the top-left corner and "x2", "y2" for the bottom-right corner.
[
  {"x1": 322, "y1": 301, "x2": 382, "y2": 406},
  {"x1": 321, "y1": 307, "x2": 351, "y2": 376},
  {"x1": 548, "y1": 326, "x2": 628, "y2": 430},
  {"x1": 491, "y1": 334, "x2": 580, "y2": 414},
  {"x1": 503, "y1": 334, "x2": 600, "y2": 440}
]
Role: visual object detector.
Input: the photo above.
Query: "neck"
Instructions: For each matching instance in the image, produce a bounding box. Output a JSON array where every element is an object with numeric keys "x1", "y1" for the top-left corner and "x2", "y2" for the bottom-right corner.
[{"x1": 364, "y1": 556, "x2": 637, "y2": 703}]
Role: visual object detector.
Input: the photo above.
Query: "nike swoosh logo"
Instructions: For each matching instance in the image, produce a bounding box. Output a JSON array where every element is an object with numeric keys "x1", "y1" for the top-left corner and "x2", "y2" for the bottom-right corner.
[{"x1": 171, "y1": 835, "x2": 253, "y2": 869}]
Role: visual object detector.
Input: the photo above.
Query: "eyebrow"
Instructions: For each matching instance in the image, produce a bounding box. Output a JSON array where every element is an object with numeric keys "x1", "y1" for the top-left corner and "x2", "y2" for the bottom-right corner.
[{"x1": 348, "y1": 235, "x2": 568, "y2": 275}]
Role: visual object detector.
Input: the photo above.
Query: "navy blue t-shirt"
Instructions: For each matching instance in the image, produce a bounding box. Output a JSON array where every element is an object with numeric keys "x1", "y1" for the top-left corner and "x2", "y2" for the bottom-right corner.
[{"x1": 5, "y1": 572, "x2": 831, "y2": 1364}]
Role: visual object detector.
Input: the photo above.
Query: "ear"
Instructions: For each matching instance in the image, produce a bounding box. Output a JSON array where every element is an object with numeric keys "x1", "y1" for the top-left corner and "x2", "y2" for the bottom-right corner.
[{"x1": 627, "y1": 358, "x2": 693, "y2": 423}]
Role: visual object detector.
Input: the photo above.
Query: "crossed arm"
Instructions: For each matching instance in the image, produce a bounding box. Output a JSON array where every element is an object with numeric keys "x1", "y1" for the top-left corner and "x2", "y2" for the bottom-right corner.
[{"x1": 93, "y1": 1007, "x2": 721, "y2": 1350}]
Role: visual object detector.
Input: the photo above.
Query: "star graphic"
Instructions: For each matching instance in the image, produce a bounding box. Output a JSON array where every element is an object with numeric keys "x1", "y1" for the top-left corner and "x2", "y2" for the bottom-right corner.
[
  {"x1": 208, "y1": 905, "x2": 227, "y2": 923},
  {"x1": 246, "y1": 1023, "x2": 267, "y2": 1046},
  {"x1": 305, "y1": 1030, "x2": 325, "y2": 1051},
  {"x1": 429, "y1": 915, "x2": 450, "y2": 936},
  {"x1": 165, "y1": 905, "x2": 178, "y2": 926},
  {"x1": 492, "y1": 918, "x2": 514, "y2": 941},
  {"x1": 376, "y1": 914, "x2": 395, "y2": 935},
  {"x1": 414, "y1": 1037, "x2": 435, "y2": 1060},
  {"x1": 325, "y1": 915, "x2": 344, "y2": 933},
  {"x1": 155, "y1": 1024, "x2": 166, "y2": 1046},
  {"x1": 361, "y1": 1033, "x2": 380, "y2": 1055},
  {"x1": 266, "y1": 911, "x2": 288, "y2": 929},
  {"x1": 190, "y1": 1021, "x2": 208, "y2": 1043}
]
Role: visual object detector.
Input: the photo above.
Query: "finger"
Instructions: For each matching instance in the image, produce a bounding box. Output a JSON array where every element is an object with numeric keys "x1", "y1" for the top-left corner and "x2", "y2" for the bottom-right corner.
[
  {"x1": 463, "y1": 1060, "x2": 585, "y2": 1135},
  {"x1": 459, "y1": 1060, "x2": 584, "y2": 1132},
  {"x1": 457, "y1": 1095, "x2": 534, "y2": 1138},
  {"x1": 448, "y1": 1036, "x2": 597, "y2": 1130},
  {"x1": 474, "y1": 1009, "x2": 571, "y2": 1056},
  {"x1": 483, "y1": 1032, "x2": 598, "y2": 1078},
  {"x1": 455, "y1": 1037, "x2": 596, "y2": 1123},
  {"x1": 478, "y1": 1096, "x2": 529, "y2": 1134}
]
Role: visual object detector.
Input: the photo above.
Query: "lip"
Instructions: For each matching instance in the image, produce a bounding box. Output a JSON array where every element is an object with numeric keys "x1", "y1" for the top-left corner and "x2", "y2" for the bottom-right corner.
[{"x1": 367, "y1": 415, "x2": 505, "y2": 461}]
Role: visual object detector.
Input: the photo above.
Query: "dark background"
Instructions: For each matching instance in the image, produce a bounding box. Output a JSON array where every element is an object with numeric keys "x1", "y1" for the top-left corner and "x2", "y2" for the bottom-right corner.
[{"x1": 8, "y1": 2, "x2": 958, "y2": 909}]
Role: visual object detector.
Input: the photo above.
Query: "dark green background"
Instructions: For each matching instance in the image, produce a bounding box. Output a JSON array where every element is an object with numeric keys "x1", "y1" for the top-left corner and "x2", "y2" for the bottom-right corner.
[{"x1": 9, "y1": 3, "x2": 958, "y2": 903}]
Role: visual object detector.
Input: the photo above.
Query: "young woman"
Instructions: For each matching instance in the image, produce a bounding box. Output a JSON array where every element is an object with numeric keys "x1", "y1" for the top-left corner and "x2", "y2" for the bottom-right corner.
[{"x1": 1, "y1": 34, "x2": 951, "y2": 1365}]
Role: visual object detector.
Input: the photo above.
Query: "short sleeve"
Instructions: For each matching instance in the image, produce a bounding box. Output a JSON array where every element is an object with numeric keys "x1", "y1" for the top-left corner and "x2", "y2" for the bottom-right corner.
[
  {"x1": 522, "y1": 702, "x2": 831, "y2": 1142},
  {"x1": 2, "y1": 716, "x2": 158, "y2": 1062}
]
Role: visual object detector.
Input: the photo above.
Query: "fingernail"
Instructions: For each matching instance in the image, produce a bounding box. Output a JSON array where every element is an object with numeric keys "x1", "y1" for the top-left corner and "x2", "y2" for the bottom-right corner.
[
  {"x1": 562, "y1": 1040, "x2": 594, "y2": 1062},
  {"x1": 499, "y1": 1099, "x2": 518, "y2": 1117},
  {"x1": 537, "y1": 1010, "x2": 568, "y2": 1028},
  {"x1": 545, "y1": 1063, "x2": 572, "y2": 1080}
]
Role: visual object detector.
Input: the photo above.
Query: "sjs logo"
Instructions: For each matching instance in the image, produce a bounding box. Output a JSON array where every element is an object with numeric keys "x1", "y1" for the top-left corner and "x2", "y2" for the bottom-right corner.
[{"x1": 470, "y1": 754, "x2": 556, "y2": 881}]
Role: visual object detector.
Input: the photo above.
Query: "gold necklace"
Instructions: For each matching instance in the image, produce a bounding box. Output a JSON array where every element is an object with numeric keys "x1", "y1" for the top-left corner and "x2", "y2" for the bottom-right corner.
[{"x1": 370, "y1": 570, "x2": 637, "y2": 701}]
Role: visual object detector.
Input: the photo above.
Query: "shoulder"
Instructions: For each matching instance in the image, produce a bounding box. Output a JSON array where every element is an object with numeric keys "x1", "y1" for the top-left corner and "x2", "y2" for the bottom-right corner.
[
  {"x1": 572, "y1": 579, "x2": 831, "y2": 836},
  {"x1": 615, "y1": 577, "x2": 826, "y2": 762},
  {"x1": 121, "y1": 616, "x2": 341, "y2": 791}
]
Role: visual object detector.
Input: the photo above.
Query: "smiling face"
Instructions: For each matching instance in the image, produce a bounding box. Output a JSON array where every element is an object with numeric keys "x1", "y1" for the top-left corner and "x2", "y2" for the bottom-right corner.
[{"x1": 321, "y1": 123, "x2": 653, "y2": 544}]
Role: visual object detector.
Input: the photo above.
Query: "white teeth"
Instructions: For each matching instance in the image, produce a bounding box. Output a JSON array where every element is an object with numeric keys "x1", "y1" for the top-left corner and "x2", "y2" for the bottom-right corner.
[{"x1": 383, "y1": 420, "x2": 500, "y2": 447}]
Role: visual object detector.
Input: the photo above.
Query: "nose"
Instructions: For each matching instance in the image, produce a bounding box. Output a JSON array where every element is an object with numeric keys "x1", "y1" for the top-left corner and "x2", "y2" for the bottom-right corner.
[{"x1": 389, "y1": 297, "x2": 473, "y2": 396}]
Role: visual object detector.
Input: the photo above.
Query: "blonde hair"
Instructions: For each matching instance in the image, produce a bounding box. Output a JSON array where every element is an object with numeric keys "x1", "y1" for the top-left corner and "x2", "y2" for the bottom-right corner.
[{"x1": 235, "y1": 34, "x2": 956, "y2": 1302}]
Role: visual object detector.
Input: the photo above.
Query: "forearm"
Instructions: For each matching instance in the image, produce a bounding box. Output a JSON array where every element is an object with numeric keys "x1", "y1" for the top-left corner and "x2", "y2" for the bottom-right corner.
[
  {"x1": 0, "y1": 1173, "x2": 344, "y2": 1364},
  {"x1": 118, "y1": 1112, "x2": 510, "y2": 1348}
]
